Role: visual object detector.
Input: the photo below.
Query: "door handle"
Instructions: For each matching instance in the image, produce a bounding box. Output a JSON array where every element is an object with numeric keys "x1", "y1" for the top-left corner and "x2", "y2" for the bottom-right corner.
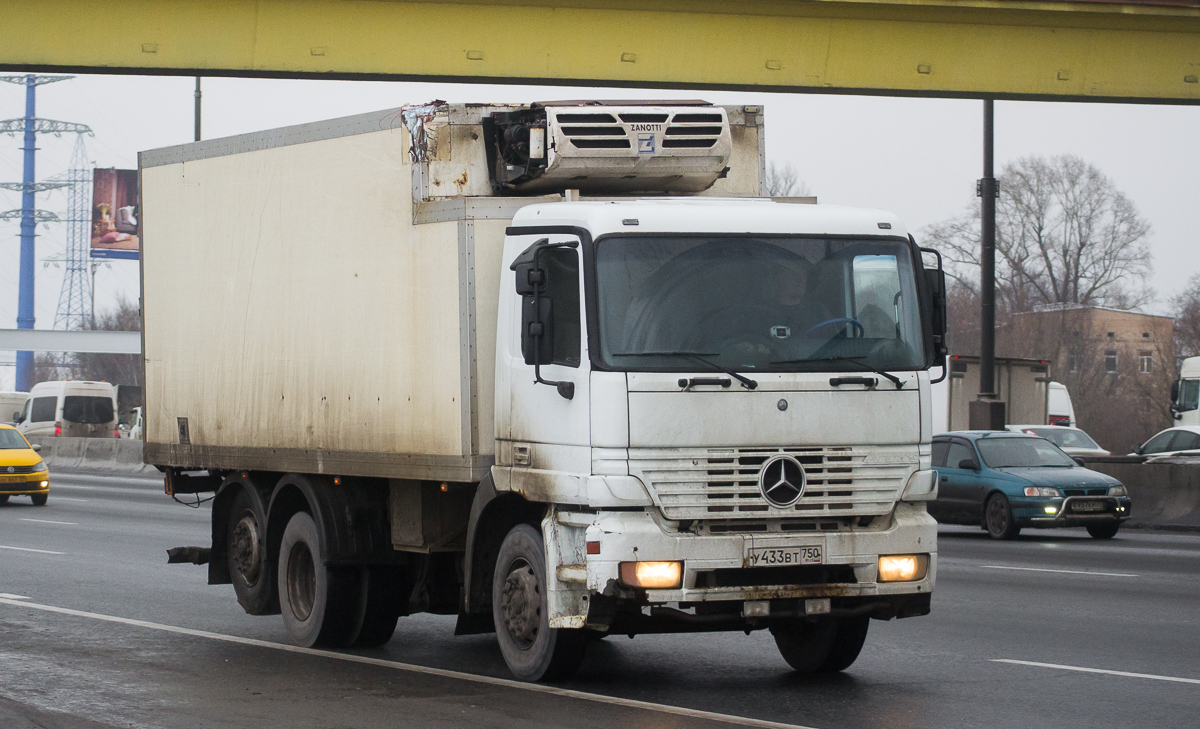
[{"x1": 940, "y1": 477, "x2": 948, "y2": 483}]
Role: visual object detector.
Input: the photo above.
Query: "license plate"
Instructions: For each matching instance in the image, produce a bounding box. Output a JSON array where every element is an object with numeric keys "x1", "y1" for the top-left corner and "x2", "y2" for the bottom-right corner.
[
  {"x1": 1072, "y1": 500, "x2": 1105, "y2": 512},
  {"x1": 747, "y1": 545, "x2": 823, "y2": 567},
  {"x1": 0, "y1": 475, "x2": 26, "y2": 484}
]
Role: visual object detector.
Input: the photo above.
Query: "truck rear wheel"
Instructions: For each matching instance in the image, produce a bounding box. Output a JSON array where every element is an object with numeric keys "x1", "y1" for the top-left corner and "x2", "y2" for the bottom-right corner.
[
  {"x1": 771, "y1": 616, "x2": 870, "y2": 673},
  {"x1": 227, "y1": 489, "x2": 277, "y2": 615},
  {"x1": 348, "y1": 566, "x2": 406, "y2": 648},
  {"x1": 277, "y1": 511, "x2": 359, "y2": 647},
  {"x1": 492, "y1": 524, "x2": 587, "y2": 682}
]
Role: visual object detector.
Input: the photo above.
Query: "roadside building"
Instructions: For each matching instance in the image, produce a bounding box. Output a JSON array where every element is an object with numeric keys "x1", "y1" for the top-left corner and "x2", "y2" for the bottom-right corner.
[{"x1": 997, "y1": 306, "x2": 1174, "y2": 452}]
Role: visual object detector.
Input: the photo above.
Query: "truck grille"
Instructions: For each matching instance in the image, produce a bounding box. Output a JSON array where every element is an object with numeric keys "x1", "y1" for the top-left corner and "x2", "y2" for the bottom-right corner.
[{"x1": 628, "y1": 446, "x2": 911, "y2": 521}]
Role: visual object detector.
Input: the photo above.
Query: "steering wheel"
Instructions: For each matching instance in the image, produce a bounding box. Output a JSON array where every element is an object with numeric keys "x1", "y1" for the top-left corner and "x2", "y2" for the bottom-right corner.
[{"x1": 803, "y1": 317, "x2": 865, "y2": 339}]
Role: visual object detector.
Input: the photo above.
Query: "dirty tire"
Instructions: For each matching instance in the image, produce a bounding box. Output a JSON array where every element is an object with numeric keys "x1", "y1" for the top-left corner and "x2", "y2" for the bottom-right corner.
[
  {"x1": 30, "y1": 493, "x2": 47, "y2": 506},
  {"x1": 492, "y1": 524, "x2": 587, "y2": 682},
  {"x1": 348, "y1": 566, "x2": 407, "y2": 648},
  {"x1": 985, "y1": 494, "x2": 1020, "y2": 540},
  {"x1": 772, "y1": 617, "x2": 869, "y2": 673},
  {"x1": 277, "y1": 511, "x2": 358, "y2": 647},
  {"x1": 226, "y1": 488, "x2": 278, "y2": 615},
  {"x1": 1086, "y1": 522, "x2": 1120, "y2": 540}
]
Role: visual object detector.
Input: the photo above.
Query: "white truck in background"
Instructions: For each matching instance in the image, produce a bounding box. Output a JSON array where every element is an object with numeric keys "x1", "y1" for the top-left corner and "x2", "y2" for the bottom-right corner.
[
  {"x1": 140, "y1": 101, "x2": 948, "y2": 681},
  {"x1": 930, "y1": 355, "x2": 1055, "y2": 434},
  {"x1": 1171, "y1": 356, "x2": 1200, "y2": 425}
]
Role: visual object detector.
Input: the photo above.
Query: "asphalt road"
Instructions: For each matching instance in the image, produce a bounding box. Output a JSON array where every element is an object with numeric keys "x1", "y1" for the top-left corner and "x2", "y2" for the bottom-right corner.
[{"x1": 1, "y1": 472, "x2": 1198, "y2": 729}]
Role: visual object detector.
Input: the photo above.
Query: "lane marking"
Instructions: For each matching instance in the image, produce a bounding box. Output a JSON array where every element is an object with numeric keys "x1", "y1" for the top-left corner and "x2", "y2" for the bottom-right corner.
[
  {"x1": 0, "y1": 593, "x2": 30, "y2": 600},
  {"x1": 0, "y1": 544, "x2": 65, "y2": 555},
  {"x1": 0, "y1": 598, "x2": 817, "y2": 729},
  {"x1": 19, "y1": 518, "x2": 78, "y2": 526},
  {"x1": 981, "y1": 565, "x2": 1138, "y2": 578},
  {"x1": 993, "y1": 659, "x2": 1200, "y2": 686},
  {"x1": 46, "y1": 496, "x2": 88, "y2": 502}
]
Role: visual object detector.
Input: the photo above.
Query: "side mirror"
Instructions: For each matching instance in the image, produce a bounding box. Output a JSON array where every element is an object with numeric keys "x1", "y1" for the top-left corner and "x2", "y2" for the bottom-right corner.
[
  {"x1": 1073, "y1": 457, "x2": 1086, "y2": 467},
  {"x1": 31, "y1": 443, "x2": 41, "y2": 453},
  {"x1": 925, "y1": 267, "x2": 948, "y2": 359},
  {"x1": 12, "y1": 411, "x2": 20, "y2": 423},
  {"x1": 1131, "y1": 444, "x2": 1143, "y2": 455},
  {"x1": 958, "y1": 459, "x2": 978, "y2": 470},
  {"x1": 509, "y1": 237, "x2": 579, "y2": 400},
  {"x1": 1170, "y1": 380, "x2": 1180, "y2": 402}
]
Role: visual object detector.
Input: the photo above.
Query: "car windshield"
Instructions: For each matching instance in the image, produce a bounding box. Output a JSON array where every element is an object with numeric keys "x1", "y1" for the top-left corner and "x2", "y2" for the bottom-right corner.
[
  {"x1": 978, "y1": 437, "x2": 1076, "y2": 468},
  {"x1": 1022, "y1": 428, "x2": 1101, "y2": 450},
  {"x1": 0, "y1": 429, "x2": 30, "y2": 449},
  {"x1": 62, "y1": 395, "x2": 114, "y2": 424},
  {"x1": 595, "y1": 235, "x2": 926, "y2": 372}
]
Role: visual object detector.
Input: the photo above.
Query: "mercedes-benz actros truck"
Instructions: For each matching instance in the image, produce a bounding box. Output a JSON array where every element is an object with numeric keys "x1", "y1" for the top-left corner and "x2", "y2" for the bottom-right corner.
[{"x1": 141, "y1": 101, "x2": 947, "y2": 681}]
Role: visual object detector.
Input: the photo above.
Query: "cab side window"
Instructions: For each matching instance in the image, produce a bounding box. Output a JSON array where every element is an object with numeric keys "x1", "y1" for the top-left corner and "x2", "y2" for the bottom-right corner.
[
  {"x1": 30, "y1": 396, "x2": 56, "y2": 422},
  {"x1": 945, "y1": 442, "x2": 976, "y2": 469},
  {"x1": 543, "y1": 248, "x2": 581, "y2": 367}
]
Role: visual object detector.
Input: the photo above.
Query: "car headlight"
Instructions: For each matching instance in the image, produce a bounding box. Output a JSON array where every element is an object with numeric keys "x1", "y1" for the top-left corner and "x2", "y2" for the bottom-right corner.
[
  {"x1": 1108, "y1": 484, "x2": 1127, "y2": 497},
  {"x1": 30, "y1": 459, "x2": 45, "y2": 471},
  {"x1": 1023, "y1": 486, "x2": 1060, "y2": 497}
]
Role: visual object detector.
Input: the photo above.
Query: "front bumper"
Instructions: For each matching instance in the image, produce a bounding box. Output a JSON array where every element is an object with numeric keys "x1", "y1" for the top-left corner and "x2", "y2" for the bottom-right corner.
[
  {"x1": 1023, "y1": 495, "x2": 1131, "y2": 526},
  {"x1": 0, "y1": 471, "x2": 50, "y2": 495},
  {"x1": 582, "y1": 502, "x2": 936, "y2": 605}
]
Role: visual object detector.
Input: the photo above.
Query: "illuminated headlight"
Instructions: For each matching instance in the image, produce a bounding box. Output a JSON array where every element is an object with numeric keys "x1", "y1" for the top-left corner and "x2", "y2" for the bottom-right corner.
[
  {"x1": 618, "y1": 561, "x2": 682, "y2": 589},
  {"x1": 1108, "y1": 485, "x2": 1127, "y2": 497},
  {"x1": 1023, "y1": 487, "x2": 1061, "y2": 497},
  {"x1": 878, "y1": 554, "x2": 930, "y2": 582}
]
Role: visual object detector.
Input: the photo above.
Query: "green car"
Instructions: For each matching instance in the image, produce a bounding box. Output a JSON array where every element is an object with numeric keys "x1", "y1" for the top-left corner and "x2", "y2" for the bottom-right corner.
[{"x1": 930, "y1": 431, "x2": 1131, "y2": 540}]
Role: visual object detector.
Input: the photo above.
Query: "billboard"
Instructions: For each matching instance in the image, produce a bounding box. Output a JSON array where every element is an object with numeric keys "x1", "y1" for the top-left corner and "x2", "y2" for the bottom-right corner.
[{"x1": 91, "y1": 168, "x2": 139, "y2": 260}]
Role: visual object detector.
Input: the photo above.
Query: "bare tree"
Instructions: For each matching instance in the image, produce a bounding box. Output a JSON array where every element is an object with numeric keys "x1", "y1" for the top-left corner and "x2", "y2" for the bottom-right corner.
[
  {"x1": 764, "y1": 162, "x2": 812, "y2": 197},
  {"x1": 922, "y1": 154, "x2": 1153, "y2": 315},
  {"x1": 1171, "y1": 273, "x2": 1200, "y2": 361}
]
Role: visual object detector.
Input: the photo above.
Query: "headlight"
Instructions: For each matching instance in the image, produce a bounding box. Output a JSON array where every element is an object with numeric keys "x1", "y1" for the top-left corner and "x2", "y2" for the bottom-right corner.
[
  {"x1": 1023, "y1": 486, "x2": 1060, "y2": 497},
  {"x1": 618, "y1": 561, "x2": 682, "y2": 589},
  {"x1": 878, "y1": 554, "x2": 930, "y2": 582},
  {"x1": 1108, "y1": 484, "x2": 1127, "y2": 497}
]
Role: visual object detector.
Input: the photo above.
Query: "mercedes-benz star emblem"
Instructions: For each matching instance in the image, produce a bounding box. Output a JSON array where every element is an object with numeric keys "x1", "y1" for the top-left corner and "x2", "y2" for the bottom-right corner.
[{"x1": 758, "y1": 455, "x2": 806, "y2": 508}]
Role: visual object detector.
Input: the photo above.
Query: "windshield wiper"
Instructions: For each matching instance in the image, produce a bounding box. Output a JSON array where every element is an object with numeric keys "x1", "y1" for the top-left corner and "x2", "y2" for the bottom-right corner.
[
  {"x1": 613, "y1": 351, "x2": 758, "y2": 390},
  {"x1": 770, "y1": 355, "x2": 904, "y2": 390}
]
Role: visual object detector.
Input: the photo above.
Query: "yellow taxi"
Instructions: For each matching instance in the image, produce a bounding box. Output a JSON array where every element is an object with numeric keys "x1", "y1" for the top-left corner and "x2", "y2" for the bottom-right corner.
[{"x1": 0, "y1": 424, "x2": 49, "y2": 506}]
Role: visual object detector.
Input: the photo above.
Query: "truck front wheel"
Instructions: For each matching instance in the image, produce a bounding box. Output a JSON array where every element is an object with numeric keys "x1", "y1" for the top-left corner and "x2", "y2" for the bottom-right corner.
[
  {"x1": 277, "y1": 511, "x2": 358, "y2": 647},
  {"x1": 771, "y1": 616, "x2": 870, "y2": 673},
  {"x1": 491, "y1": 524, "x2": 587, "y2": 682}
]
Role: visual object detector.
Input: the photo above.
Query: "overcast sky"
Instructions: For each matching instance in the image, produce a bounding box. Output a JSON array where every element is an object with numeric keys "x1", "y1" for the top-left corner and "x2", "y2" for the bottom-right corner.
[{"x1": 1, "y1": 74, "x2": 1198, "y2": 388}]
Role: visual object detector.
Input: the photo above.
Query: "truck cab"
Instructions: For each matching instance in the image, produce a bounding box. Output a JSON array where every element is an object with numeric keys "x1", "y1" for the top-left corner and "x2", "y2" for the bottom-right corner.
[{"x1": 1172, "y1": 356, "x2": 1200, "y2": 425}]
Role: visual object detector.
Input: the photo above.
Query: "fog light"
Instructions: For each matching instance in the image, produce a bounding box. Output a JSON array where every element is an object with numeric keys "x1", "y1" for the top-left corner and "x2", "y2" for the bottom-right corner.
[
  {"x1": 1044, "y1": 505, "x2": 1058, "y2": 514},
  {"x1": 618, "y1": 561, "x2": 682, "y2": 589},
  {"x1": 878, "y1": 554, "x2": 929, "y2": 582},
  {"x1": 40, "y1": 481, "x2": 48, "y2": 487}
]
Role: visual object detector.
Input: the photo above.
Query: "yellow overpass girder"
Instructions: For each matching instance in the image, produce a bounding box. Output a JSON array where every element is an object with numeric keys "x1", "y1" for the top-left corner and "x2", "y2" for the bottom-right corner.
[{"x1": 2, "y1": 0, "x2": 1199, "y2": 103}]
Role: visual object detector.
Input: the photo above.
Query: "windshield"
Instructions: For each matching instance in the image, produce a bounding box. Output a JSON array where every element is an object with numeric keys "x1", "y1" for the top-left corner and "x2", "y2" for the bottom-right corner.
[
  {"x1": 1022, "y1": 427, "x2": 1100, "y2": 450},
  {"x1": 595, "y1": 236, "x2": 926, "y2": 372},
  {"x1": 0, "y1": 429, "x2": 30, "y2": 449},
  {"x1": 62, "y1": 396, "x2": 114, "y2": 424},
  {"x1": 978, "y1": 437, "x2": 1076, "y2": 468}
]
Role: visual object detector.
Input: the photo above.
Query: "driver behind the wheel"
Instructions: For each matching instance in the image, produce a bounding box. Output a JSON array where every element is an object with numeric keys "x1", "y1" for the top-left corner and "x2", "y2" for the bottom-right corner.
[{"x1": 763, "y1": 261, "x2": 834, "y2": 342}]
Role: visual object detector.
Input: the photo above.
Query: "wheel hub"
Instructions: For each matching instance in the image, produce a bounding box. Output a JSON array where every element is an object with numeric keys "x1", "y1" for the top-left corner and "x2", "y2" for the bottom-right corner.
[
  {"x1": 501, "y1": 563, "x2": 541, "y2": 648},
  {"x1": 286, "y1": 542, "x2": 316, "y2": 622},
  {"x1": 230, "y1": 513, "x2": 262, "y2": 586}
]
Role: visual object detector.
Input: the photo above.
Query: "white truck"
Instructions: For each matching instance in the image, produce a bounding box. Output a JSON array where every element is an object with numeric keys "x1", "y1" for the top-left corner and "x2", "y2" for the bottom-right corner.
[
  {"x1": 930, "y1": 355, "x2": 1055, "y2": 434},
  {"x1": 1171, "y1": 356, "x2": 1200, "y2": 425},
  {"x1": 141, "y1": 101, "x2": 947, "y2": 681}
]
